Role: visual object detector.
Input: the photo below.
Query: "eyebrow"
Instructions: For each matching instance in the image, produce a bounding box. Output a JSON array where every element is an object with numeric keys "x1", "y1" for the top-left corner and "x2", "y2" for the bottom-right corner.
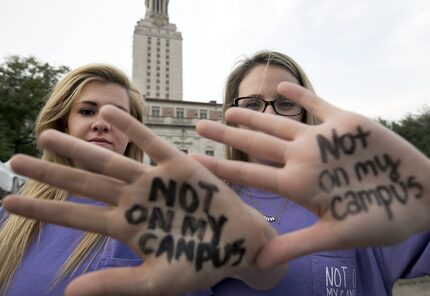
[
  {"x1": 241, "y1": 94, "x2": 287, "y2": 99},
  {"x1": 77, "y1": 100, "x2": 129, "y2": 112}
]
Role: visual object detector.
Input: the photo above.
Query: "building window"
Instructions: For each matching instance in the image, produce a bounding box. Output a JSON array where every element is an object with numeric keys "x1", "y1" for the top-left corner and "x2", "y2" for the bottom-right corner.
[
  {"x1": 180, "y1": 149, "x2": 188, "y2": 154},
  {"x1": 205, "y1": 150, "x2": 214, "y2": 156},
  {"x1": 199, "y1": 110, "x2": 207, "y2": 119},
  {"x1": 151, "y1": 106, "x2": 160, "y2": 117},
  {"x1": 176, "y1": 108, "x2": 184, "y2": 118},
  {"x1": 156, "y1": 92, "x2": 160, "y2": 97}
]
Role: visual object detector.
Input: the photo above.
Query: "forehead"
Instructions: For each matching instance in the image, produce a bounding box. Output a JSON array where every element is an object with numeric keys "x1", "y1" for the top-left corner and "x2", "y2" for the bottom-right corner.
[
  {"x1": 74, "y1": 81, "x2": 130, "y2": 111},
  {"x1": 238, "y1": 64, "x2": 299, "y2": 96}
]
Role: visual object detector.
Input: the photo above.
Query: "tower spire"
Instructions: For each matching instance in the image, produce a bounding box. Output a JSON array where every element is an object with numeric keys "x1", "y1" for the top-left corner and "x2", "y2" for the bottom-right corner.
[{"x1": 145, "y1": 0, "x2": 169, "y2": 24}]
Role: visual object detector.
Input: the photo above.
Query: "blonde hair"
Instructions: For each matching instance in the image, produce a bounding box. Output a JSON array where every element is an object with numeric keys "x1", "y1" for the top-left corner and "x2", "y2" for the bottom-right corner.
[
  {"x1": 223, "y1": 50, "x2": 320, "y2": 161},
  {"x1": 0, "y1": 64, "x2": 146, "y2": 293}
]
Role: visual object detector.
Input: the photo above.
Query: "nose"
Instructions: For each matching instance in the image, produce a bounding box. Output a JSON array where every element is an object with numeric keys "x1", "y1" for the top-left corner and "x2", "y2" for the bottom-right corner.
[
  {"x1": 263, "y1": 104, "x2": 277, "y2": 115},
  {"x1": 91, "y1": 117, "x2": 111, "y2": 132}
]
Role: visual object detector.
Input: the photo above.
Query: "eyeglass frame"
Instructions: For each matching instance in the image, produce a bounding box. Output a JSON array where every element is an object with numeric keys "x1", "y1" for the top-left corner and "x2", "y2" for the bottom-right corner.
[{"x1": 231, "y1": 96, "x2": 304, "y2": 117}]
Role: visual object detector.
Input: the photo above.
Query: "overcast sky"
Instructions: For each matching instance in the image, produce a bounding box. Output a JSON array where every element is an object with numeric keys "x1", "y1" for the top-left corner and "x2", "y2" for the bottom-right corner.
[{"x1": 0, "y1": 0, "x2": 429, "y2": 120}]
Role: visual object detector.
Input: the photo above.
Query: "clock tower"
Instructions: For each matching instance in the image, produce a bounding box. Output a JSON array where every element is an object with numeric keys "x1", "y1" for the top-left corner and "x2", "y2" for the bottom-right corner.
[{"x1": 133, "y1": 0, "x2": 183, "y2": 100}]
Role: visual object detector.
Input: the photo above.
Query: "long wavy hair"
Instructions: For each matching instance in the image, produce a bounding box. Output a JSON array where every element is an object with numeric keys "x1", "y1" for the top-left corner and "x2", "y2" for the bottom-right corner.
[
  {"x1": 0, "y1": 64, "x2": 146, "y2": 294},
  {"x1": 223, "y1": 50, "x2": 320, "y2": 161}
]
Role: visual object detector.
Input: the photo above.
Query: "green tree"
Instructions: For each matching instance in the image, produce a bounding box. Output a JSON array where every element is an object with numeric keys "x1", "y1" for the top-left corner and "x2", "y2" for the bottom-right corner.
[
  {"x1": 0, "y1": 56, "x2": 69, "y2": 161},
  {"x1": 379, "y1": 107, "x2": 430, "y2": 157}
]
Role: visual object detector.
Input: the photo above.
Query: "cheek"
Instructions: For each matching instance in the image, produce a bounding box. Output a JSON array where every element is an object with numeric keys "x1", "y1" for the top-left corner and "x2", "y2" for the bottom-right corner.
[
  {"x1": 292, "y1": 113, "x2": 305, "y2": 123},
  {"x1": 115, "y1": 131, "x2": 131, "y2": 152}
]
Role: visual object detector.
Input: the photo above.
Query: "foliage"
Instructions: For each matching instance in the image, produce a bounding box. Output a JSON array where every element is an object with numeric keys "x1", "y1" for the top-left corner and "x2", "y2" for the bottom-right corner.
[
  {"x1": 378, "y1": 107, "x2": 430, "y2": 157},
  {"x1": 0, "y1": 56, "x2": 69, "y2": 161}
]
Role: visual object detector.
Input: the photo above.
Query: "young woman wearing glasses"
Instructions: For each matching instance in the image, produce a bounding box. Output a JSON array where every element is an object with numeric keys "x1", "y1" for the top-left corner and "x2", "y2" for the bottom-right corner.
[
  {"x1": 2, "y1": 51, "x2": 429, "y2": 295},
  {"x1": 192, "y1": 50, "x2": 430, "y2": 295}
]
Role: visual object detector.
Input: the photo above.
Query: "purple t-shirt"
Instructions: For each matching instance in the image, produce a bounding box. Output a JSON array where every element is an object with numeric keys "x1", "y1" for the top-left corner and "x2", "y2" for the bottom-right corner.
[
  {"x1": 0, "y1": 196, "x2": 142, "y2": 296},
  {"x1": 1, "y1": 188, "x2": 428, "y2": 295},
  {"x1": 189, "y1": 185, "x2": 430, "y2": 296}
]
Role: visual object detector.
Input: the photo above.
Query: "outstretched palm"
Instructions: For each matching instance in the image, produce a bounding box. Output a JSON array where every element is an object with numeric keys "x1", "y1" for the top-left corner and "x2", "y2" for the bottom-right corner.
[
  {"x1": 3, "y1": 106, "x2": 278, "y2": 296},
  {"x1": 195, "y1": 81, "x2": 430, "y2": 268}
]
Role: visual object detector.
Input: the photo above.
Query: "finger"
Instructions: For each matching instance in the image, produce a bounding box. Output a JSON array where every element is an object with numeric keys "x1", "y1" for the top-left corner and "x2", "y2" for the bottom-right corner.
[
  {"x1": 191, "y1": 154, "x2": 286, "y2": 194},
  {"x1": 277, "y1": 82, "x2": 342, "y2": 121},
  {"x1": 223, "y1": 108, "x2": 305, "y2": 140},
  {"x1": 39, "y1": 130, "x2": 146, "y2": 183},
  {"x1": 256, "y1": 223, "x2": 337, "y2": 269},
  {"x1": 65, "y1": 265, "x2": 174, "y2": 296},
  {"x1": 101, "y1": 105, "x2": 178, "y2": 164},
  {"x1": 2, "y1": 196, "x2": 111, "y2": 235},
  {"x1": 10, "y1": 154, "x2": 123, "y2": 205},
  {"x1": 196, "y1": 120, "x2": 289, "y2": 164},
  {"x1": 65, "y1": 268, "x2": 145, "y2": 296}
]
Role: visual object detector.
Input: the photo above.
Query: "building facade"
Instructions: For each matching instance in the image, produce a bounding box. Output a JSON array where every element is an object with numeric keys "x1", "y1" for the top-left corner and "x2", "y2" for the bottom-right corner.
[
  {"x1": 133, "y1": 0, "x2": 225, "y2": 161},
  {"x1": 144, "y1": 98, "x2": 225, "y2": 164}
]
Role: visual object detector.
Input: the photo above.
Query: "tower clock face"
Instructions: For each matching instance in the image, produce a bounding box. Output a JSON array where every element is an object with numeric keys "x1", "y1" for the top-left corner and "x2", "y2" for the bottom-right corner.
[{"x1": 154, "y1": 16, "x2": 165, "y2": 27}]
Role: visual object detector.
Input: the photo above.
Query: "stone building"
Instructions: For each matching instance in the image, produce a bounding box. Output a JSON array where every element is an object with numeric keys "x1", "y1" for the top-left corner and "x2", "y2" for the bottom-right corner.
[
  {"x1": 144, "y1": 98, "x2": 225, "y2": 164},
  {"x1": 132, "y1": 0, "x2": 225, "y2": 163}
]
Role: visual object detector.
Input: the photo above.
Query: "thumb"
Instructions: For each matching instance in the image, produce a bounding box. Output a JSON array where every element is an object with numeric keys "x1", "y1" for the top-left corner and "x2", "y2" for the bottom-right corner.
[
  {"x1": 65, "y1": 265, "x2": 165, "y2": 296},
  {"x1": 256, "y1": 223, "x2": 338, "y2": 269}
]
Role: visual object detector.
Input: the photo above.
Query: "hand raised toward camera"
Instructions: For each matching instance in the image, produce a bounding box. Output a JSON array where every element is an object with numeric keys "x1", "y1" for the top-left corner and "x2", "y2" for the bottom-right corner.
[
  {"x1": 3, "y1": 106, "x2": 281, "y2": 296},
  {"x1": 195, "y1": 81, "x2": 430, "y2": 268}
]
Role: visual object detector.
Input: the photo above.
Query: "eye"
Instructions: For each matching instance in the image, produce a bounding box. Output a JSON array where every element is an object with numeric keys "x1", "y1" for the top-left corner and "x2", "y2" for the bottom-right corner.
[
  {"x1": 275, "y1": 99, "x2": 295, "y2": 110},
  {"x1": 78, "y1": 108, "x2": 96, "y2": 116},
  {"x1": 239, "y1": 97, "x2": 263, "y2": 110}
]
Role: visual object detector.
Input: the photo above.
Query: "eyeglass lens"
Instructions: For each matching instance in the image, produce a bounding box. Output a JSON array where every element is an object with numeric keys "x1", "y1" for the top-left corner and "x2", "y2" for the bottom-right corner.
[{"x1": 236, "y1": 97, "x2": 302, "y2": 116}]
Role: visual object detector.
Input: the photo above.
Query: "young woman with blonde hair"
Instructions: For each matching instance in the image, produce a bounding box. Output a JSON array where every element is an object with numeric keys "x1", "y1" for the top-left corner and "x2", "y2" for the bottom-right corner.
[
  {"x1": 0, "y1": 64, "x2": 146, "y2": 295},
  {"x1": 2, "y1": 51, "x2": 430, "y2": 295}
]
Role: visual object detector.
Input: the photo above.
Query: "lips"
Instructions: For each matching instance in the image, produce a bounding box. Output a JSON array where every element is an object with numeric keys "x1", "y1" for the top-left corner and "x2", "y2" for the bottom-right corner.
[{"x1": 88, "y1": 137, "x2": 112, "y2": 147}]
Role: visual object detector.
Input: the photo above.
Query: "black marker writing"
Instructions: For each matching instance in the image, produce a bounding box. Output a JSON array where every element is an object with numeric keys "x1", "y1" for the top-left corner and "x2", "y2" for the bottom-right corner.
[
  {"x1": 182, "y1": 215, "x2": 207, "y2": 240},
  {"x1": 125, "y1": 177, "x2": 247, "y2": 271},
  {"x1": 319, "y1": 167, "x2": 350, "y2": 193},
  {"x1": 330, "y1": 173, "x2": 424, "y2": 220},
  {"x1": 354, "y1": 154, "x2": 401, "y2": 182},
  {"x1": 125, "y1": 204, "x2": 175, "y2": 233},
  {"x1": 137, "y1": 232, "x2": 246, "y2": 272},
  {"x1": 316, "y1": 126, "x2": 425, "y2": 221},
  {"x1": 149, "y1": 177, "x2": 216, "y2": 214},
  {"x1": 317, "y1": 126, "x2": 370, "y2": 163}
]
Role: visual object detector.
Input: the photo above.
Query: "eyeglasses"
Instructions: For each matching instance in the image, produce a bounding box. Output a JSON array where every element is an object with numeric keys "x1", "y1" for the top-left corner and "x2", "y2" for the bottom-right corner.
[{"x1": 231, "y1": 96, "x2": 303, "y2": 117}]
